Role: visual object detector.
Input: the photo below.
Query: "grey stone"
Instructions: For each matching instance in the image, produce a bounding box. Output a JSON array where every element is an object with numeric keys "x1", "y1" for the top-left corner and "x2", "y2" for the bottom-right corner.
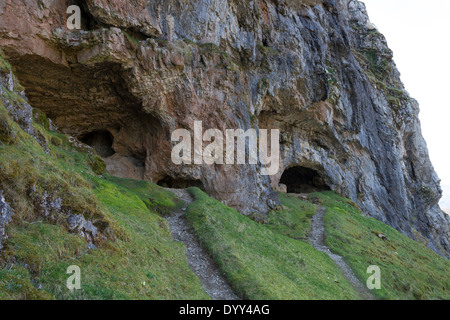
[
  {"x1": 67, "y1": 214, "x2": 99, "y2": 243},
  {"x1": 0, "y1": 191, "x2": 14, "y2": 250}
]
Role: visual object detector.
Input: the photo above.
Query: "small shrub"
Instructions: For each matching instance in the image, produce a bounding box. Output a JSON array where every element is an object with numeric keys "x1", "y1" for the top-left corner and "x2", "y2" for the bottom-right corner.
[
  {"x1": 32, "y1": 109, "x2": 50, "y2": 130},
  {"x1": 0, "y1": 111, "x2": 17, "y2": 145},
  {"x1": 87, "y1": 154, "x2": 106, "y2": 175},
  {"x1": 50, "y1": 136, "x2": 62, "y2": 147}
]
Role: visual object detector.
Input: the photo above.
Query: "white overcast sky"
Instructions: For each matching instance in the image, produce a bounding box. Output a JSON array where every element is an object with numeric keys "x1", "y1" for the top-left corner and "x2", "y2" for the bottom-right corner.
[{"x1": 362, "y1": 0, "x2": 450, "y2": 210}]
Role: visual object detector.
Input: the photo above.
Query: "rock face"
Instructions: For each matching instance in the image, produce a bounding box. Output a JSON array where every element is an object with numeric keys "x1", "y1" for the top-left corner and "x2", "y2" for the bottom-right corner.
[
  {"x1": 1, "y1": 0, "x2": 448, "y2": 257},
  {"x1": 0, "y1": 191, "x2": 14, "y2": 250},
  {"x1": 67, "y1": 214, "x2": 99, "y2": 246}
]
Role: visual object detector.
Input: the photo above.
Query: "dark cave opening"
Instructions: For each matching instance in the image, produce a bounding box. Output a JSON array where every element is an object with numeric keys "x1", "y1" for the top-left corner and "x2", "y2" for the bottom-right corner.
[
  {"x1": 157, "y1": 176, "x2": 205, "y2": 191},
  {"x1": 5, "y1": 46, "x2": 162, "y2": 182},
  {"x1": 75, "y1": 0, "x2": 102, "y2": 31},
  {"x1": 80, "y1": 130, "x2": 115, "y2": 158},
  {"x1": 280, "y1": 166, "x2": 330, "y2": 194}
]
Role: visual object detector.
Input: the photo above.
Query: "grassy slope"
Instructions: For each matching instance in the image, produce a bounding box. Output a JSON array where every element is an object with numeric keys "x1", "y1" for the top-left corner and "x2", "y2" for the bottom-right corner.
[
  {"x1": 0, "y1": 75, "x2": 208, "y2": 299},
  {"x1": 1, "y1": 174, "x2": 208, "y2": 300},
  {"x1": 265, "y1": 193, "x2": 316, "y2": 240},
  {"x1": 311, "y1": 191, "x2": 450, "y2": 300},
  {"x1": 186, "y1": 189, "x2": 449, "y2": 300},
  {"x1": 185, "y1": 188, "x2": 359, "y2": 300}
]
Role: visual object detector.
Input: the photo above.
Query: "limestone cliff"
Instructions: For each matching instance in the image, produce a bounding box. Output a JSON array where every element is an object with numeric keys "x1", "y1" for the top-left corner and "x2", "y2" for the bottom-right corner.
[{"x1": 0, "y1": 0, "x2": 448, "y2": 257}]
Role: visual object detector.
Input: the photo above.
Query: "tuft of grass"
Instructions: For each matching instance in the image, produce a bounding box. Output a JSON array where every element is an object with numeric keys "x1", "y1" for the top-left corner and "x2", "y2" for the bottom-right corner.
[
  {"x1": 0, "y1": 105, "x2": 18, "y2": 145},
  {"x1": 104, "y1": 175, "x2": 184, "y2": 216},
  {"x1": 185, "y1": 188, "x2": 359, "y2": 300},
  {"x1": 32, "y1": 108, "x2": 50, "y2": 131},
  {"x1": 0, "y1": 49, "x2": 11, "y2": 72},
  {"x1": 87, "y1": 153, "x2": 106, "y2": 176},
  {"x1": 0, "y1": 265, "x2": 54, "y2": 300}
]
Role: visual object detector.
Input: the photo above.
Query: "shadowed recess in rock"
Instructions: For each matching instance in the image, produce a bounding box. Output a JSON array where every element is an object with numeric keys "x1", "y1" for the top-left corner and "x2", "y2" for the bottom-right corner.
[
  {"x1": 157, "y1": 176, "x2": 205, "y2": 191},
  {"x1": 280, "y1": 166, "x2": 330, "y2": 194},
  {"x1": 80, "y1": 130, "x2": 115, "y2": 158}
]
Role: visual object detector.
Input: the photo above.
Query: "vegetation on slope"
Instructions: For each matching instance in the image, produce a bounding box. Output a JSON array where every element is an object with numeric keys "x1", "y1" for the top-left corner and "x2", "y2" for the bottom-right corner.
[
  {"x1": 185, "y1": 188, "x2": 359, "y2": 300},
  {"x1": 263, "y1": 191, "x2": 450, "y2": 300},
  {"x1": 313, "y1": 192, "x2": 450, "y2": 300},
  {"x1": 0, "y1": 173, "x2": 208, "y2": 299},
  {"x1": 0, "y1": 66, "x2": 208, "y2": 299},
  {"x1": 185, "y1": 188, "x2": 449, "y2": 300},
  {"x1": 265, "y1": 193, "x2": 317, "y2": 240}
]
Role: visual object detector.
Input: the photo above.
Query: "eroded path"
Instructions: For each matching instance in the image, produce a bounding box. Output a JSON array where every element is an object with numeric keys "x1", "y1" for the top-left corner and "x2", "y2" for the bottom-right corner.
[
  {"x1": 165, "y1": 188, "x2": 239, "y2": 300},
  {"x1": 309, "y1": 206, "x2": 375, "y2": 300}
]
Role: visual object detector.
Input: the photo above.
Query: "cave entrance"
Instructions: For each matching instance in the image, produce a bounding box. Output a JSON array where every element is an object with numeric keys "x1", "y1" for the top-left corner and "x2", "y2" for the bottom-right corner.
[
  {"x1": 157, "y1": 176, "x2": 205, "y2": 191},
  {"x1": 80, "y1": 130, "x2": 115, "y2": 158},
  {"x1": 280, "y1": 166, "x2": 330, "y2": 194}
]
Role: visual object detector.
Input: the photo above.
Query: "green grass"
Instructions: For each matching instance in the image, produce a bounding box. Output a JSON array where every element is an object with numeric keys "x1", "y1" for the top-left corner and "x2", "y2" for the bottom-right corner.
[
  {"x1": 0, "y1": 109, "x2": 116, "y2": 234},
  {"x1": 265, "y1": 193, "x2": 317, "y2": 240},
  {"x1": 0, "y1": 265, "x2": 54, "y2": 300},
  {"x1": 312, "y1": 191, "x2": 450, "y2": 300},
  {"x1": 0, "y1": 49, "x2": 11, "y2": 72},
  {"x1": 0, "y1": 139, "x2": 209, "y2": 299},
  {"x1": 104, "y1": 176, "x2": 184, "y2": 216},
  {"x1": 45, "y1": 176, "x2": 207, "y2": 299},
  {"x1": 0, "y1": 127, "x2": 208, "y2": 298},
  {"x1": 185, "y1": 188, "x2": 359, "y2": 300},
  {"x1": 1, "y1": 177, "x2": 209, "y2": 299}
]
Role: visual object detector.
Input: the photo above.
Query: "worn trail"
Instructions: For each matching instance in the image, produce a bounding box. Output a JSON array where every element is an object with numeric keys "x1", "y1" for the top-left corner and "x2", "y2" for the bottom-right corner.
[
  {"x1": 164, "y1": 188, "x2": 239, "y2": 300},
  {"x1": 309, "y1": 206, "x2": 375, "y2": 300}
]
